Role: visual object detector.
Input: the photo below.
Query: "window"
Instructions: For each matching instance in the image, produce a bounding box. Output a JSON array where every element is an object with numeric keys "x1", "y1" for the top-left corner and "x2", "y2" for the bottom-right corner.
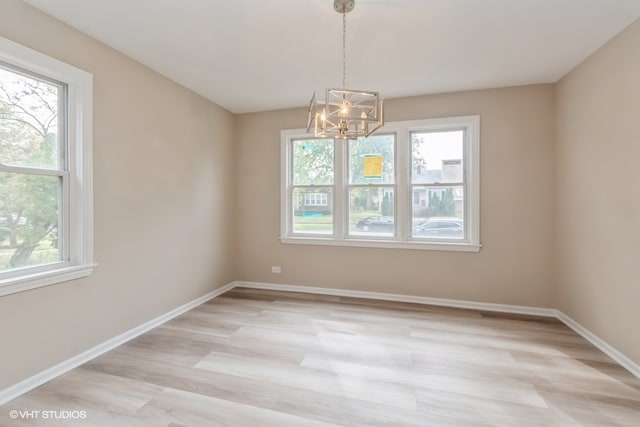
[
  {"x1": 0, "y1": 36, "x2": 94, "y2": 296},
  {"x1": 281, "y1": 116, "x2": 480, "y2": 251},
  {"x1": 348, "y1": 134, "x2": 395, "y2": 237},
  {"x1": 304, "y1": 193, "x2": 328, "y2": 207},
  {"x1": 290, "y1": 138, "x2": 333, "y2": 235},
  {"x1": 411, "y1": 130, "x2": 465, "y2": 239}
]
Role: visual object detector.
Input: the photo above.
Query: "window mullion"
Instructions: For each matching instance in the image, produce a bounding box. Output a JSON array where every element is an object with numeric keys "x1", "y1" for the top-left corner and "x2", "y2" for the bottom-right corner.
[
  {"x1": 347, "y1": 184, "x2": 395, "y2": 189},
  {"x1": 292, "y1": 184, "x2": 334, "y2": 189},
  {"x1": 333, "y1": 139, "x2": 345, "y2": 239},
  {"x1": 414, "y1": 182, "x2": 464, "y2": 188},
  {"x1": 284, "y1": 139, "x2": 293, "y2": 237},
  {"x1": 396, "y1": 127, "x2": 409, "y2": 241}
]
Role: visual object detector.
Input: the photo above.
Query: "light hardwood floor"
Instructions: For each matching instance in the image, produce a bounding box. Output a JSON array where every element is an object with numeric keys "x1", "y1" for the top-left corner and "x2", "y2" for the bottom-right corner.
[{"x1": 2, "y1": 288, "x2": 640, "y2": 426}]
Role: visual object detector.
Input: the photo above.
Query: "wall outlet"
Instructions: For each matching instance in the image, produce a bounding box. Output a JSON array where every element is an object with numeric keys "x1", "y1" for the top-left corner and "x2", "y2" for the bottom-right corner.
[{"x1": 271, "y1": 266, "x2": 281, "y2": 273}]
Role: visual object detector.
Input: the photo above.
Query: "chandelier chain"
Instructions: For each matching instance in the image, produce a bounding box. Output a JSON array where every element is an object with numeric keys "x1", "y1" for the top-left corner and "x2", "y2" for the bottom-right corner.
[{"x1": 342, "y1": 10, "x2": 346, "y2": 89}]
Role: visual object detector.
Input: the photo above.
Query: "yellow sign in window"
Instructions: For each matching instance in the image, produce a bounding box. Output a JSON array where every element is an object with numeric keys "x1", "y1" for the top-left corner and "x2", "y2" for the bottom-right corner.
[{"x1": 363, "y1": 155, "x2": 383, "y2": 178}]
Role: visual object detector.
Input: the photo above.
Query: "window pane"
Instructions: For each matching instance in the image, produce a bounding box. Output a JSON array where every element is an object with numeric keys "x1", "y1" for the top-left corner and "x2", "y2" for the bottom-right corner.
[
  {"x1": 292, "y1": 187, "x2": 333, "y2": 234},
  {"x1": 349, "y1": 134, "x2": 395, "y2": 185},
  {"x1": 412, "y1": 185, "x2": 464, "y2": 239},
  {"x1": 0, "y1": 172, "x2": 61, "y2": 271},
  {"x1": 412, "y1": 130, "x2": 463, "y2": 184},
  {"x1": 349, "y1": 187, "x2": 394, "y2": 236},
  {"x1": 292, "y1": 139, "x2": 333, "y2": 185},
  {"x1": 0, "y1": 66, "x2": 62, "y2": 170}
]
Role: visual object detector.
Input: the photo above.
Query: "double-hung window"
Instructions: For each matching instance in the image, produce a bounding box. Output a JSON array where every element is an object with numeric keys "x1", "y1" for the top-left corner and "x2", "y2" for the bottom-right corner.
[
  {"x1": 281, "y1": 116, "x2": 480, "y2": 251},
  {"x1": 289, "y1": 138, "x2": 334, "y2": 235},
  {"x1": 348, "y1": 134, "x2": 396, "y2": 237},
  {"x1": 0, "y1": 37, "x2": 94, "y2": 296}
]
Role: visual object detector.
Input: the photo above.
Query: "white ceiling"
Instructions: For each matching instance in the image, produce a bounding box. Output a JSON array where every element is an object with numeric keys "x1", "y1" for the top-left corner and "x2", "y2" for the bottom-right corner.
[{"x1": 21, "y1": 0, "x2": 640, "y2": 113}]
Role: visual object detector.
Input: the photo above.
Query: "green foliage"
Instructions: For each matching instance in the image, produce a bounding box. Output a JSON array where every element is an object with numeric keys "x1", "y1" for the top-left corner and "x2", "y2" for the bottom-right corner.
[
  {"x1": 439, "y1": 188, "x2": 456, "y2": 216},
  {"x1": 349, "y1": 135, "x2": 394, "y2": 184},
  {"x1": 293, "y1": 135, "x2": 396, "y2": 187},
  {"x1": 421, "y1": 189, "x2": 456, "y2": 218},
  {"x1": 351, "y1": 187, "x2": 382, "y2": 212},
  {"x1": 0, "y1": 226, "x2": 10, "y2": 241},
  {"x1": 411, "y1": 134, "x2": 427, "y2": 173},
  {"x1": 293, "y1": 139, "x2": 334, "y2": 185},
  {"x1": 381, "y1": 192, "x2": 393, "y2": 216},
  {"x1": 427, "y1": 192, "x2": 441, "y2": 217}
]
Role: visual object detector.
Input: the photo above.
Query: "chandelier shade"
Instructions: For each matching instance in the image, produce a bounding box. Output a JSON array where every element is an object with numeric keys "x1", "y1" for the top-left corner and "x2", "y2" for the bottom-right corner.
[{"x1": 306, "y1": 0, "x2": 384, "y2": 140}]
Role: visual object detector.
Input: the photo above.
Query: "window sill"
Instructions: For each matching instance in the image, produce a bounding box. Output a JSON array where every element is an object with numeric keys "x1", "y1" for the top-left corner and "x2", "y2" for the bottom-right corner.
[
  {"x1": 0, "y1": 263, "x2": 97, "y2": 297},
  {"x1": 280, "y1": 236, "x2": 481, "y2": 252}
]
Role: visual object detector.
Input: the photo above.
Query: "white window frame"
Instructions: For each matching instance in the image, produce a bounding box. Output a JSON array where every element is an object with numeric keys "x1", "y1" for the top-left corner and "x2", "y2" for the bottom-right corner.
[
  {"x1": 281, "y1": 116, "x2": 480, "y2": 252},
  {"x1": 0, "y1": 37, "x2": 95, "y2": 296},
  {"x1": 346, "y1": 134, "x2": 397, "y2": 239}
]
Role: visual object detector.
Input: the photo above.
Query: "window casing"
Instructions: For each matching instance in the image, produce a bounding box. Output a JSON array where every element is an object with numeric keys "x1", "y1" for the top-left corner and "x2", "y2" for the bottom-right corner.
[
  {"x1": 281, "y1": 116, "x2": 480, "y2": 251},
  {"x1": 0, "y1": 37, "x2": 94, "y2": 296}
]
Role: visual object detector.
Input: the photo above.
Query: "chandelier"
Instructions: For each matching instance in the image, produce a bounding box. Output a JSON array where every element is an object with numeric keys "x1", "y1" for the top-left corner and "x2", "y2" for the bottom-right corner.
[{"x1": 307, "y1": 0, "x2": 384, "y2": 140}]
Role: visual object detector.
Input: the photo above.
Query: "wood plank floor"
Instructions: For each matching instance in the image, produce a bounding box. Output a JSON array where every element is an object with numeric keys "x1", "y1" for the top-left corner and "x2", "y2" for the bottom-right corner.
[{"x1": 2, "y1": 288, "x2": 640, "y2": 426}]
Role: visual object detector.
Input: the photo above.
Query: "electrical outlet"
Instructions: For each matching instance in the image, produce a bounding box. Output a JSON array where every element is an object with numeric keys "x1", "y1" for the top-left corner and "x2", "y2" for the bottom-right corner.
[{"x1": 271, "y1": 266, "x2": 281, "y2": 273}]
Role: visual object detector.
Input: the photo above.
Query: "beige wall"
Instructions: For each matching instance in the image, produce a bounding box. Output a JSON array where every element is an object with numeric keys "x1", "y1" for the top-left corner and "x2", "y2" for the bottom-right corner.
[
  {"x1": 555, "y1": 19, "x2": 640, "y2": 364},
  {"x1": 0, "y1": 0, "x2": 235, "y2": 388},
  {"x1": 235, "y1": 85, "x2": 556, "y2": 307}
]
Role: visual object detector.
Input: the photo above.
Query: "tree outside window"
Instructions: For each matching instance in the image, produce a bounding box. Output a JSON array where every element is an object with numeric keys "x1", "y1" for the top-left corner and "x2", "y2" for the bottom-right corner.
[{"x1": 0, "y1": 66, "x2": 63, "y2": 270}]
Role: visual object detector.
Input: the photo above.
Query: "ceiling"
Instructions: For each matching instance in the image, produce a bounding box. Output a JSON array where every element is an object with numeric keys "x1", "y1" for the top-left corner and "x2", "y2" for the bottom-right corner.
[{"x1": 21, "y1": 0, "x2": 640, "y2": 114}]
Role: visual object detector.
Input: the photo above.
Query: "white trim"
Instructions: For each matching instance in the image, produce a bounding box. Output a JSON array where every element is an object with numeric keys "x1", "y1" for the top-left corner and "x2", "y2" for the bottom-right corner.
[
  {"x1": 0, "y1": 282, "x2": 236, "y2": 406},
  {"x1": 234, "y1": 281, "x2": 554, "y2": 317},
  {"x1": 69, "y1": 61, "x2": 94, "y2": 268},
  {"x1": 0, "y1": 36, "x2": 94, "y2": 295},
  {"x1": 279, "y1": 236, "x2": 481, "y2": 252},
  {"x1": 396, "y1": 127, "x2": 410, "y2": 240},
  {"x1": 398, "y1": 115, "x2": 481, "y2": 246},
  {"x1": 467, "y1": 116, "x2": 481, "y2": 245},
  {"x1": 557, "y1": 311, "x2": 640, "y2": 379},
  {"x1": 235, "y1": 281, "x2": 640, "y2": 379},
  {"x1": 3, "y1": 280, "x2": 638, "y2": 406},
  {"x1": 280, "y1": 129, "x2": 292, "y2": 239},
  {"x1": 0, "y1": 263, "x2": 96, "y2": 297}
]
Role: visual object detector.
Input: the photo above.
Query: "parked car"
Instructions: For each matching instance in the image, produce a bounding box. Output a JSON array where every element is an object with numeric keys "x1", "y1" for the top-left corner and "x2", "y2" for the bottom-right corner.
[
  {"x1": 355, "y1": 216, "x2": 394, "y2": 232},
  {"x1": 413, "y1": 218, "x2": 463, "y2": 238}
]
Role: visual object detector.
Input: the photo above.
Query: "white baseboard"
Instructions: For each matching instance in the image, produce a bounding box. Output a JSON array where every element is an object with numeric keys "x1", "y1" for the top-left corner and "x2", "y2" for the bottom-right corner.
[
  {"x1": 235, "y1": 281, "x2": 640, "y2": 379},
  {"x1": 234, "y1": 281, "x2": 557, "y2": 318},
  {"x1": 557, "y1": 311, "x2": 640, "y2": 379},
  {"x1": 3, "y1": 280, "x2": 639, "y2": 406},
  {"x1": 0, "y1": 282, "x2": 235, "y2": 406}
]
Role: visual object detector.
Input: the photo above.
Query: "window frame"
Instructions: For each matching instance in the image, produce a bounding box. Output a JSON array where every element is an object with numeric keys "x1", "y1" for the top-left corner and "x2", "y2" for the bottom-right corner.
[
  {"x1": 281, "y1": 116, "x2": 480, "y2": 252},
  {"x1": 0, "y1": 36, "x2": 95, "y2": 296},
  {"x1": 288, "y1": 138, "x2": 335, "y2": 237},
  {"x1": 346, "y1": 133, "x2": 397, "y2": 240}
]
